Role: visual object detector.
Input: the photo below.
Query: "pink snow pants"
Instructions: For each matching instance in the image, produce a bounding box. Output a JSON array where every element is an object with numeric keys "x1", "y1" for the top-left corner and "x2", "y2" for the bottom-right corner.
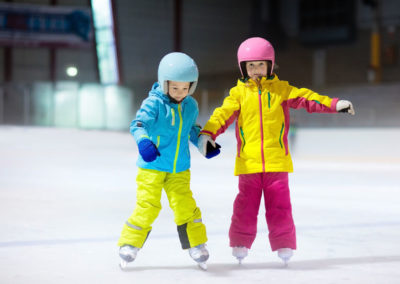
[{"x1": 229, "y1": 172, "x2": 296, "y2": 251}]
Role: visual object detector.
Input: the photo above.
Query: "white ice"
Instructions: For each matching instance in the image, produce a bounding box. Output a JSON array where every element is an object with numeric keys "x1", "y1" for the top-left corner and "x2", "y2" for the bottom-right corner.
[{"x1": 1, "y1": 126, "x2": 400, "y2": 283}]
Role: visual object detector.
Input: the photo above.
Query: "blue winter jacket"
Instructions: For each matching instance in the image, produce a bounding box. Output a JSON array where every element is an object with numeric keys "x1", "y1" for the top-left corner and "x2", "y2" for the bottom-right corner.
[{"x1": 130, "y1": 82, "x2": 200, "y2": 173}]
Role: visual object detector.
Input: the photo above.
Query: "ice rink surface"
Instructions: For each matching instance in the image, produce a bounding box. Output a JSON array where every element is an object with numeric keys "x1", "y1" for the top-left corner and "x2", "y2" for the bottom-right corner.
[{"x1": 1, "y1": 126, "x2": 400, "y2": 283}]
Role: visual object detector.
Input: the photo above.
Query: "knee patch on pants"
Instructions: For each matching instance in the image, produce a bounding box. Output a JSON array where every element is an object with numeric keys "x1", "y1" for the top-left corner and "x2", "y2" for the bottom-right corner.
[{"x1": 177, "y1": 209, "x2": 207, "y2": 249}]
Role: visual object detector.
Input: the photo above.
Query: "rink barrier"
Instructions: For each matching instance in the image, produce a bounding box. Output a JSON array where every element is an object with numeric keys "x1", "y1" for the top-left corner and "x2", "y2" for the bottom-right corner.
[{"x1": 0, "y1": 81, "x2": 134, "y2": 131}]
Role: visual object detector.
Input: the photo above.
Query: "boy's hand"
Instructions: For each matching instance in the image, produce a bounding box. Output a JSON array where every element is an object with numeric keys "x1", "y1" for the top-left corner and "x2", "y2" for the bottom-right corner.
[
  {"x1": 336, "y1": 100, "x2": 355, "y2": 115},
  {"x1": 198, "y1": 134, "x2": 221, "y2": 159},
  {"x1": 138, "y1": 139, "x2": 160, "y2": 162}
]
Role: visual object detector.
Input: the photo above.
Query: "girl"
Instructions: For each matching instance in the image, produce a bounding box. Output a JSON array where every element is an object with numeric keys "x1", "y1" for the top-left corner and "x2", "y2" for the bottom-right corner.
[{"x1": 198, "y1": 37, "x2": 354, "y2": 265}]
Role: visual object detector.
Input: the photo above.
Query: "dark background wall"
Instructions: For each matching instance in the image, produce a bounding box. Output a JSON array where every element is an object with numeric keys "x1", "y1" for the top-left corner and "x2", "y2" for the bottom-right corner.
[{"x1": 0, "y1": 0, "x2": 399, "y2": 126}]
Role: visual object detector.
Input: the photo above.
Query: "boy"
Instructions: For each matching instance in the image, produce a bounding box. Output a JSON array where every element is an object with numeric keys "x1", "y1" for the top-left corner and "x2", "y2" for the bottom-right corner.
[{"x1": 118, "y1": 52, "x2": 219, "y2": 270}]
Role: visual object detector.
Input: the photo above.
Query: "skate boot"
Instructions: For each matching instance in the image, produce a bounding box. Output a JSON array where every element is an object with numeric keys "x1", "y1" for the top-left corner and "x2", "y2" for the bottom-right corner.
[
  {"x1": 119, "y1": 245, "x2": 139, "y2": 269},
  {"x1": 189, "y1": 244, "x2": 209, "y2": 270},
  {"x1": 232, "y1": 246, "x2": 248, "y2": 264},
  {"x1": 277, "y1": 248, "x2": 293, "y2": 266}
]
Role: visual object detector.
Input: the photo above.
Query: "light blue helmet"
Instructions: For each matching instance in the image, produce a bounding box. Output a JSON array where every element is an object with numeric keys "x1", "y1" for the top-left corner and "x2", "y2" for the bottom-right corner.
[{"x1": 158, "y1": 52, "x2": 198, "y2": 95}]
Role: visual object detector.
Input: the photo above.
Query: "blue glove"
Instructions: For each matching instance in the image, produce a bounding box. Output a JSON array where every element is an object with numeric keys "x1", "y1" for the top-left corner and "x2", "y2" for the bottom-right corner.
[
  {"x1": 198, "y1": 134, "x2": 221, "y2": 159},
  {"x1": 138, "y1": 139, "x2": 160, "y2": 162},
  {"x1": 205, "y1": 140, "x2": 221, "y2": 159}
]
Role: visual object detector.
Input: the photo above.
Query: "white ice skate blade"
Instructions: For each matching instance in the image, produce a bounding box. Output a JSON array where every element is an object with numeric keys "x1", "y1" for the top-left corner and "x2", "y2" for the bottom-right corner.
[
  {"x1": 198, "y1": 262, "x2": 207, "y2": 270},
  {"x1": 283, "y1": 261, "x2": 289, "y2": 268},
  {"x1": 119, "y1": 260, "x2": 128, "y2": 270}
]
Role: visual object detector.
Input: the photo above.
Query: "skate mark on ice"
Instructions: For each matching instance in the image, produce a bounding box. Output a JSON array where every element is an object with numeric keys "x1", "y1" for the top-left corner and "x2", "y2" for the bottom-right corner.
[
  {"x1": 1, "y1": 220, "x2": 399, "y2": 248},
  {"x1": 297, "y1": 221, "x2": 400, "y2": 231},
  {"x1": 0, "y1": 237, "x2": 115, "y2": 247},
  {"x1": 283, "y1": 255, "x2": 400, "y2": 271}
]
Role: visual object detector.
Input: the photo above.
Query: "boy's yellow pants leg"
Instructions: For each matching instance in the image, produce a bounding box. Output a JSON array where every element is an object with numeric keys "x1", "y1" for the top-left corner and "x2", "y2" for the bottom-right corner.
[
  {"x1": 117, "y1": 168, "x2": 207, "y2": 250},
  {"x1": 164, "y1": 170, "x2": 207, "y2": 249},
  {"x1": 117, "y1": 168, "x2": 165, "y2": 248}
]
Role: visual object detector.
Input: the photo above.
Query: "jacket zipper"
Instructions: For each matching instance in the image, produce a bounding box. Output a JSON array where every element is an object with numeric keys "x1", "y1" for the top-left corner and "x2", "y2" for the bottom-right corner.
[
  {"x1": 258, "y1": 88, "x2": 266, "y2": 172},
  {"x1": 173, "y1": 104, "x2": 183, "y2": 173}
]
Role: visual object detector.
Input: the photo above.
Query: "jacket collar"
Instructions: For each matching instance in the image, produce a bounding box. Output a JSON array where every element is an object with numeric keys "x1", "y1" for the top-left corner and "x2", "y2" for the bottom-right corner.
[{"x1": 237, "y1": 74, "x2": 278, "y2": 89}]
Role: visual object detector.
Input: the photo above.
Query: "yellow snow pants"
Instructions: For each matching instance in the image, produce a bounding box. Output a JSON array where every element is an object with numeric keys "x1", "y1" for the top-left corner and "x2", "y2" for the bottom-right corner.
[{"x1": 117, "y1": 168, "x2": 207, "y2": 249}]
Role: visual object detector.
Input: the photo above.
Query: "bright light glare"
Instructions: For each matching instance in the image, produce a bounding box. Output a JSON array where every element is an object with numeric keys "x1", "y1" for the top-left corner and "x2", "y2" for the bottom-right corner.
[{"x1": 66, "y1": 66, "x2": 78, "y2": 77}]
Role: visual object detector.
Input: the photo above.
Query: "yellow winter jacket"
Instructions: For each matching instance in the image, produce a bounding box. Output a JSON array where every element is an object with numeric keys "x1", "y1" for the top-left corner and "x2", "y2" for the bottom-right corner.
[{"x1": 200, "y1": 75, "x2": 338, "y2": 175}]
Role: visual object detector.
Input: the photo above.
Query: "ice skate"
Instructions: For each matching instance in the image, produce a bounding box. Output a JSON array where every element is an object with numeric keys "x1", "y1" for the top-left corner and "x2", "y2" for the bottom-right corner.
[
  {"x1": 232, "y1": 246, "x2": 248, "y2": 264},
  {"x1": 277, "y1": 248, "x2": 293, "y2": 267},
  {"x1": 189, "y1": 244, "x2": 209, "y2": 270},
  {"x1": 119, "y1": 245, "x2": 139, "y2": 269}
]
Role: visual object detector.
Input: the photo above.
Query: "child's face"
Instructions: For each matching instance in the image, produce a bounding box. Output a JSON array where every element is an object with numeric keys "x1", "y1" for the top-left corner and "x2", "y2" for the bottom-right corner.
[
  {"x1": 245, "y1": 61, "x2": 268, "y2": 81},
  {"x1": 168, "y1": 81, "x2": 191, "y2": 103}
]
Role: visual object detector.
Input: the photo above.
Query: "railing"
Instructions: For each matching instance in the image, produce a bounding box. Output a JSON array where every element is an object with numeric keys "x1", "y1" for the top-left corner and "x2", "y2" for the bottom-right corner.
[
  {"x1": 1, "y1": 82, "x2": 399, "y2": 129},
  {"x1": 0, "y1": 82, "x2": 134, "y2": 131}
]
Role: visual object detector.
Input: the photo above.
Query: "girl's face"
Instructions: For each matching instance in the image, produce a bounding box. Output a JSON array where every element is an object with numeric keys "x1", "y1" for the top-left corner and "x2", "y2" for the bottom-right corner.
[
  {"x1": 168, "y1": 81, "x2": 190, "y2": 103},
  {"x1": 245, "y1": 61, "x2": 268, "y2": 81}
]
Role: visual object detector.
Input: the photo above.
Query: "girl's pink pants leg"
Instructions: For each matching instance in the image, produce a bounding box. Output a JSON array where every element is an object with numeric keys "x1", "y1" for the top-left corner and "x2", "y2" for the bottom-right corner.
[{"x1": 229, "y1": 172, "x2": 296, "y2": 251}]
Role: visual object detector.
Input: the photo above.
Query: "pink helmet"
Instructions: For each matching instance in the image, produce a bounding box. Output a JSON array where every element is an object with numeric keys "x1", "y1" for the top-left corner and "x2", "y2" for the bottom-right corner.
[{"x1": 237, "y1": 37, "x2": 275, "y2": 77}]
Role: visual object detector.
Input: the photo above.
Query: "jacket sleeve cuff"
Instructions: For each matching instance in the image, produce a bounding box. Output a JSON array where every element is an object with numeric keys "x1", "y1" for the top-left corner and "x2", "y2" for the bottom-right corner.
[
  {"x1": 199, "y1": 130, "x2": 213, "y2": 137},
  {"x1": 331, "y1": 98, "x2": 339, "y2": 112},
  {"x1": 134, "y1": 133, "x2": 150, "y2": 144}
]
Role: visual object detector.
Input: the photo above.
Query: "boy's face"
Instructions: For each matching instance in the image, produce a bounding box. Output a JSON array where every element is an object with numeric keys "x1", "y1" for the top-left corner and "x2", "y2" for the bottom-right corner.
[
  {"x1": 168, "y1": 81, "x2": 190, "y2": 103},
  {"x1": 245, "y1": 61, "x2": 268, "y2": 81}
]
